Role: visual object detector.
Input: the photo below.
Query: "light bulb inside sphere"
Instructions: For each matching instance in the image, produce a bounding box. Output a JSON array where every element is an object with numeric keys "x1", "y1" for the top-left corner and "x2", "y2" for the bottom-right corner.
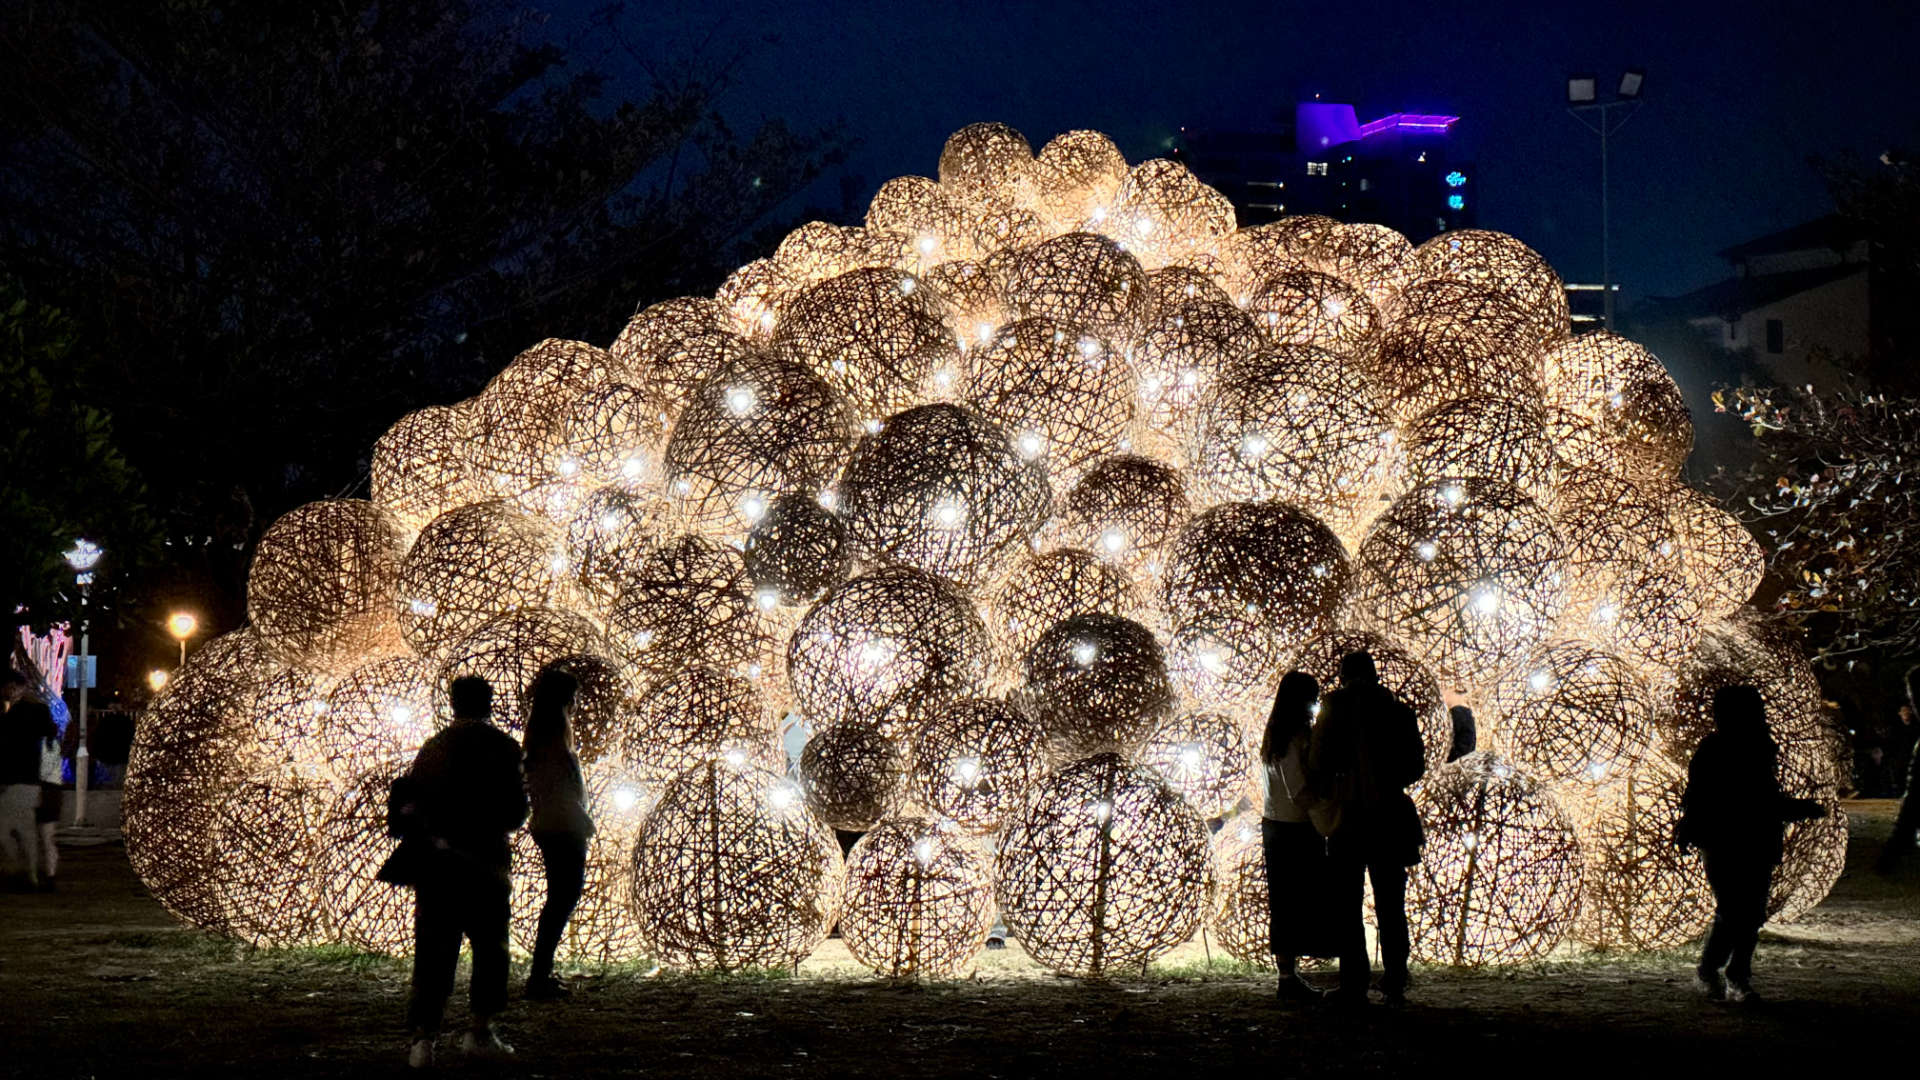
[
  {"x1": 769, "y1": 781, "x2": 800, "y2": 810},
  {"x1": 1527, "y1": 670, "x2": 1551, "y2": 693},
  {"x1": 1072, "y1": 640, "x2": 1099, "y2": 667},
  {"x1": 953, "y1": 756, "x2": 982, "y2": 787},
  {"x1": 1099, "y1": 527, "x2": 1129, "y2": 555},
  {"x1": 1417, "y1": 541, "x2": 1438, "y2": 562},
  {"x1": 1017, "y1": 431, "x2": 1045, "y2": 460},
  {"x1": 723, "y1": 748, "x2": 747, "y2": 768},
  {"x1": 755, "y1": 587, "x2": 781, "y2": 612},
  {"x1": 912, "y1": 838, "x2": 937, "y2": 867},
  {"x1": 741, "y1": 494, "x2": 768, "y2": 523},
  {"x1": 1238, "y1": 432, "x2": 1269, "y2": 462},
  {"x1": 1471, "y1": 586, "x2": 1501, "y2": 615},
  {"x1": 725, "y1": 385, "x2": 756, "y2": 417},
  {"x1": 933, "y1": 500, "x2": 966, "y2": 528},
  {"x1": 1178, "y1": 744, "x2": 1204, "y2": 771},
  {"x1": 1089, "y1": 799, "x2": 1113, "y2": 823},
  {"x1": 612, "y1": 785, "x2": 640, "y2": 813},
  {"x1": 1441, "y1": 484, "x2": 1465, "y2": 507}
]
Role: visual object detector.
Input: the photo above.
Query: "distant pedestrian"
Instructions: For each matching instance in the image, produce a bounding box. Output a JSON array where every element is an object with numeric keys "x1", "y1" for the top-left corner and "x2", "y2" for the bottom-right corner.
[
  {"x1": 1, "y1": 673, "x2": 44, "y2": 890},
  {"x1": 32, "y1": 702, "x2": 63, "y2": 890},
  {"x1": 522, "y1": 668, "x2": 594, "y2": 1001},
  {"x1": 1877, "y1": 669, "x2": 1920, "y2": 873},
  {"x1": 1258, "y1": 670, "x2": 1332, "y2": 1003},
  {"x1": 1446, "y1": 705, "x2": 1476, "y2": 763},
  {"x1": 385, "y1": 676, "x2": 527, "y2": 1068},
  {"x1": 1308, "y1": 651, "x2": 1426, "y2": 1007},
  {"x1": 1678, "y1": 684, "x2": 1823, "y2": 1003}
]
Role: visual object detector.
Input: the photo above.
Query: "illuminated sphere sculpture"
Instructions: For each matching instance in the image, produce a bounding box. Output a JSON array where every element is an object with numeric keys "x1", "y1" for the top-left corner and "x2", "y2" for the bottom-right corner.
[
  {"x1": 866, "y1": 176, "x2": 978, "y2": 267},
  {"x1": 246, "y1": 499, "x2": 409, "y2": 674},
  {"x1": 1129, "y1": 299, "x2": 1263, "y2": 458},
  {"x1": 1668, "y1": 487, "x2": 1766, "y2": 619},
  {"x1": 1031, "y1": 130, "x2": 1128, "y2": 231},
  {"x1": 1368, "y1": 282, "x2": 1542, "y2": 420},
  {"x1": 1772, "y1": 804, "x2": 1849, "y2": 922},
  {"x1": 619, "y1": 664, "x2": 781, "y2": 781},
  {"x1": 743, "y1": 492, "x2": 852, "y2": 606},
  {"x1": 1571, "y1": 760, "x2": 1714, "y2": 951},
  {"x1": 564, "y1": 485, "x2": 673, "y2": 607},
  {"x1": 247, "y1": 667, "x2": 334, "y2": 781},
  {"x1": 967, "y1": 317, "x2": 1134, "y2": 487},
  {"x1": 1246, "y1": 269, "x2": 1378, "y2": 357},
  {"x1": 1163, "y1": 614, "x2": 1293, "y2": 717},
  {"x1": 1219, "y1": 218, "x2": 1322, "y2": 303},
  {"x1": 1161, "y1": 502, "x2": 1353, "y2": 658},
  {"x1": 1402, "y1": 396, "x2": 1555, "y2": 504},
  {"x1": 1137, "y1": 711, "x2": 1257, "y2": 820},
  {"x1": 774, "y1": 267, "x2": 959, "y2": 421},
  {"x1": 1658, "y1": 619, "x2": 1829, "y2": 781},
  {"x1": 557, "y1": 381, "x2": 673, "y2": 489},
  {"x1": 1408, "y1": 753, "x2": 1585, "y2": 966},
  {"x1": 510, "y1": 762, "x2": 654, "y2": 966},
  {"x1": 1292, "y1": 629, "x2": 1451, "y2": 770},
  {"x1": 1057, "y1": 454, "x2": 1192, "y2": 577},
  {"x1": 371, "y1": 405, "x2": 481, "y2": 535},
  {"x1": 612, "y1": 296, "x2": 756, "y2": 411},
  {"x1": 837, "y1": 404, "x2": 1052, "y2": 588},
  {"x1": 939, "y1": 121, "x2": 1034, "y2": 210},
  {"x1": 608, "y1": 534, "x2": 773, "y2": 681},
  {"x1": 1487, "y1": 642, "x2": 1657, "y2": 789},
  {"x1": 628, "y1": 761, "x2": 845, "y2": 971},
  {"x1": 1602, "y1": 370, "x2": 1693, "y2": 485},
  {"x1": 787, "y1": 566, "x2": 992, "y2": 733},
  {"x1": 206, "y1": 775, "x2": 332, "y2": 947},
  {"x1": 1541, "y1": 330, "x2": 1667, "y2": 419},
  {"x1": 988, "y1": 548, "x2": 1141, "y2": 667},
  {"x1": 799, "y1": 721, "x2": 911, "y2": 832},
  {"x1": 1414, "y1": 228, "x2": 1570, "y2": 348},
  {"x1": 1145, "y1": 264, "x2": 1233, "y2": 311},
  {"x1": 840, "y1": 818, "x2": 998, "y2": 979},
  {"x1": 1308, "y1": 222, "x2": 1419, "y2": 310},
  {"x1": 1024, "y1": 613, "x2": 1174, "y2": 757},
  {"x1": 316, "y1": 769, "x2": 419, "y2": 954},
  {"x1": 320, "y1": 655, "x2": 442, "y2": 781},
  {"x1": 1352, "y1": 479, "x2": 1567, "y2": 689},
  {"x1": 995, "y1": 753, "x2": 1212, "y2": 978},
  {"x1": 1109, "y1": 157, "x2": 1236, "y2": 270},
  {"x1": 922, "y1": 259, "x2": 1007, "y2": 349},
  {"x1": 396, "y1": 500, "x2": 569, "y2": 660},
  {"x1": 437, "y1": 606, "x2": 616, "y2": 733},
  {"x1": 459, "y1": 338, "x2": 615, "y2": 505},
  {"x1": 908, "y1": 697, "x2": 1049, "y2": 835},
  {"x1": 1003, "y1": 232, "x2": 1148, "y2": 344}
]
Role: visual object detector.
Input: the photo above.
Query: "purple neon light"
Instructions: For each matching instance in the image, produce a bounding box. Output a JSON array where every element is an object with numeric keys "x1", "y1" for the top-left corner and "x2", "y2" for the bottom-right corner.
[{"x1": 1357, "y1": 113, "x2": 1459, "y2": 138}]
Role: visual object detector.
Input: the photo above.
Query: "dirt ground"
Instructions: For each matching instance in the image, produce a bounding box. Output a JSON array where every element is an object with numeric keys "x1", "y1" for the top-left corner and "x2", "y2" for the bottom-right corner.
[{"x1": 4, "y1": 802, "x2": 1918, "y2": 1079}]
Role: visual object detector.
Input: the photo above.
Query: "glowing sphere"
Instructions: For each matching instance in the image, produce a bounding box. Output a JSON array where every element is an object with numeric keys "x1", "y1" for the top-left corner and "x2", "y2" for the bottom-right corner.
[
  {"x1": 246, "y1": 499, "x2": 409, "y2": 675},
  {"x1": 608, "y1": 534, "x2": 774, "y2": 682},
  {"x1": 988, "y1": 548, "x2": 1141, "y2": 668},
  {"x1": 207, "y1": 775, "x2": 332, "y2": 948},
  {"x1": 1402, "y1": 396, "x2": 1555, "y2": 504},
  {"x1": 320, "y1": 655, "x2": 442, "y2": 781},
  {"x1": 1003, "y1": 232, "x2": 1148, "y2": 344},
  {"x1": 1367, "y1": 281, "x2": 1543, "y2": 420},
  {"x1": 866, "y1": 176, "x2": 979, "y2": 266},
  {"x1": 371, "y1": 405, "x2": 482, "y2": 535},
  {"x1": 1129, "y1": 298, "x2": 1264, "y2": 459},
  {"x1": 557, "y1": 381, "x2": 674, "y2": 489},
  {"x1": 1031, "y1": 130, "x2": 1129, "y2": 231},
  {"x1": 317, "y1": 769, "x2": 420, "y2": 954},
  {"x1": 1668, "y1": 487, "x2": 1765, "y2": 619},
  {"x1": 436, "y1": 606, "x2": 616, "y2": 735},
  {"x1": 1023, "y1": 613, "x2": 1174, "y2": 757},
  {"x1": 967, "y1": 317, "x2": 1134, "y2": 487},
  {"x1": 618, "y1": 664, "x2": 781, "y2": 781},
  {"x1": 799, "y1": 721, "x2": 911, "y2": 832},
  {"x1": 907, "y1": 697, "x2": 1049, "y2": 836},
  {"x1": 1219, "y1": 218, "x2": 1323, "y2": 303},
  {"x1": 841, "y1": 818, "x2": 997, "y2": 979},
  {"x1": 1247, "y1": 269, "x2": 1379, "y2": 357},
  {"x1": 563, "y1": 485, "x2": 673, "y2": 607},
  {"x1": 1307, "y1": 222, "x2": 1419, "y2": 310},
  {"x1": 938, "y1": 121, "x2": 1034, "y2": 209},
  {"x1": 459, "y1": 338, "x2": 616, "y2": 507},
  {"x1": 1110, "y1": 158, "x2": 1236, "y2": 270},
  {"x1": 609, "y1": 295, "x2": 731, "y2": 408},
  {"x1": 743, "y1": 491, "x2": 852, "y2": 607},
  {"x1": 1137, "y1": 711, "x2": 1257, "y2": 819},
  {"x1": 1487, "y1": 642, "x2": 1657, "y2": 789},
  {"x1": 396, "y1": 500, "x2": 571, "y2": 660},
  {"x1": 774, "y1": 267, "x2": 960, "y2": 421},
  {"x1": 715, "y1": 258, "x2": 794, "y2": 340},
  {"x1": 1056, "y1": 455, "x2": 1193, "y2": 577},
  {"x1": 1541, "y1": 331, "x2": 1668, "y2": 420},
  {"x1": 922, "y1": 260, "x2": 1008, "y2": 353},
  {"x1": 1571, "y1": 760, "x2": 1714, "y2": 951},
  {"x1": 1161, "y1": 501, "x2": 1354, "y2": 658},
  {"x1": 1414, "y1": 229, "x2": 1570, "y2": 348}
]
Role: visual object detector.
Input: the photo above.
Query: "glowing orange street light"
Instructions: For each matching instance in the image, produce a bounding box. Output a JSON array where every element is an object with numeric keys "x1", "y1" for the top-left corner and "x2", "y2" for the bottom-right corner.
[
  {"x1": 167, "y1": 612, "x2": 199, "y2": 665},
  {"x1": 147, "y1": 669, "x2": 170, "y2": 692}
]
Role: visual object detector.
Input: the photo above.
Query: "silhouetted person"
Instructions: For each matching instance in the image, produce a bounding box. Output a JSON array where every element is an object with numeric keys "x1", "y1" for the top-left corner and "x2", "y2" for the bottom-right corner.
[
  {"x1": 522, "y1": 668, "x2": 593, "y2": 1001},
  {"x1": 1446, "y1": 705, "x2": 1477, "y2": 763},
  {"x1": 1678, "y1": 684, "x2": 1822, "y2": 1003},
  {"x1": 1, "y1": 673, "x2": 44, "y2": 890},
  {"x1": 1259, "y1": 670, "x2": 1331, "y2": 1002},
  {"x1": 390, "y1": 676, "x2": 527, "y2": 1068},
  {"x1": 1309, "y1": 650, "x2": 1426, "y2": 1007},
  {"x1": 1878, "y1": 668, "x2": 1920, "y2": 874},
  {"x1": 30, "y1": 702, "x2": 62, "y2": 889}
]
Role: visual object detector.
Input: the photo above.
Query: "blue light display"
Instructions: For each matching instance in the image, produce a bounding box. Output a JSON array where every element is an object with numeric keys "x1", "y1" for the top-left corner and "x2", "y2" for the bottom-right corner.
[
  {"x1": 1445, "y1": 170, "x2": 1467, "y2": 188},
  {"x1": 1447, "y1": 194, "x2": 1466, "y2": 210}
]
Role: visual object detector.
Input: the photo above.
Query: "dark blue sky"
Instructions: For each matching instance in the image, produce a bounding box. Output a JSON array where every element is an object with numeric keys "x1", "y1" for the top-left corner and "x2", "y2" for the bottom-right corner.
[{"x1": 596, "y1": 0, "x2": 1918, "y2": 302}]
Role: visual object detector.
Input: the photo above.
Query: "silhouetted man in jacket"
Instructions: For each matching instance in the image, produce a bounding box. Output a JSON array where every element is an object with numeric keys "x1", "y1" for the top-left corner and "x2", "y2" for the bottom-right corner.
[{"x1": 1878, "y1": 667, "x2": 1920, "y2": 874}]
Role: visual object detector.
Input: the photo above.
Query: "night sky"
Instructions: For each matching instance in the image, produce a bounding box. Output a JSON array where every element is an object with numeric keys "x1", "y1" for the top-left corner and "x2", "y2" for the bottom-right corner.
[{"x1": 594, "y1": 0, "x2": 1919, "y2": 304}]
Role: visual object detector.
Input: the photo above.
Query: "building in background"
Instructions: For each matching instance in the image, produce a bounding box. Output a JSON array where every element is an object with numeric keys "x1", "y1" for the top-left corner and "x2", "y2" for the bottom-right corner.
[{"x1": 1173, "y1": 101, "x2": 1473, "y2": 243}]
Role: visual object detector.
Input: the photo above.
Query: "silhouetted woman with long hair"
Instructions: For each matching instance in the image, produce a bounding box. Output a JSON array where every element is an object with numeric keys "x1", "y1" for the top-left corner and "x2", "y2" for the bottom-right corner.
[
  {"x1": 1260, "y1": 670, "x2": 1330, "y2": 1002},
  {"x1": 521, "y1": 668, "x2": 593, "y2": 1001}
]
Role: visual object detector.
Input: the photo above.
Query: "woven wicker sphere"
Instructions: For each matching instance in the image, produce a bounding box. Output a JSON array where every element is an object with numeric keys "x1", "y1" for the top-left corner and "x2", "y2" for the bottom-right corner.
[
  {"x1": 1408, "y1": 753, "x2": 1585, "y2": 966},
  {"x1": 663, "y1": 351, "x2": 854, "y2": 536},
  {"x1": 967, "y1": 317, "x2": 1134, "y2": 488},
  {"x1": 371, "y1": 405, "x2": 482, "y2": 535},
  {"x1": 988, "y1": 548, "x2": 1141, "y2": 669},
  {"x1": 1219, "y1": 218, "x2": 1325, "y2": 304},
  {"x1": 1058, "y1": 455, "x2": 1192, "y2": 577},
  {"x1": 436, "y1": 606, "x2": 616, "y2": 735},
  {"x1": 922, "y1": 260, "x2": 1009, "y2": 355},
  {"x1": 1544, "y1": 405, "x2": 1628, "y2": 477},
  {"x1": 1571, "y1": 760, "x2": 1714, "y2": 951},
  {"x1": 773, "y1": 221, "x2": 891, "y2": 290},
  {"x1": 1552, "y1": 469, "x2": 1681, "y2": 606},
  {"x1": 866, "y1": 176, "x2": 982, "y2": 267},
  {"x1": 316, "y1": 769, "x2": 419, "y2": 954},
  {"x1": 248, "y1": 667, "x2": 336, "y2": 782},
  {"x1": 1541, "y1": 331, "x2": 1668, "y2": 419},
  {"x1": 715, "y1": 258, "x2": 795, "y2": 340},
  {"x1": 1142, "y1": 265, "x2": 1227, "y2": 312},
  {"x1": 396, "y1": 500, "x2": 569, "y2": 660},
  {"x1": 1192, "y1": 348, "x2": 1400, "y2": 543},
  {"x1": 1109, "y1": 158, "x2": 1235, "y2": 270},
  {"x1": 319, "y1": 654, "x2": 441, "y2": 781},
  {"x1": 1368, "y1": 282, "x2": 1544, "y2": 420},
  {"x1": 1403, "y1": 396, "x2": 1556, "y2": 504},
  {"x1": 1580, "y1": 559, "x2": 1706, "y2": 673},
  {"x1": 1138, "y1": 711, "x2": 1257, "y2": 820},
  {"x1": 1129, "y1": 299, "x2": 1264, "y2": 459},
  {"x1": 459, "y1": 338, "x2": 617, "y2": 506},
  {"x1": 563, "y1": 485, "x2": 673, "y2": 608},
  {"x1": 1162, "y1": 502, "x2": 1354, "y2": 658},
  {"x1": 1352, "y1": 479, "x2": 1568, "y2": 691},
  {"x1": 510, "y1": 761, "x2": 654, "y2": 966},
  {"x1": 629, "y1": 760, "x2": 845, "y2": 971},
  {"x1": 836, "y1": 404, "x2": 1052, "y2": 588},
  {"x1": 1209, "y1": 811, "x2": 1277, "y2": 965},
  {"x1": 206, "y1": 774, "x2": 333, "y2": 947},
  {"x1": 743, "y1": 492, "x2": 851, "y2": 607},
  {"x1": 1163, "y1": 614, "x2": 1292, "y2": 718},
  {"x1": 840, "y1": 817, "x2": 997, "y2": 979},
  {"x1": 1292, "y1": 629, "x2": 1452, "y2": 769},
  {"x1": 613, "y1": 296, "x2": 759, "y2": 412},
  {"x1": 609, "y1": 534, "x2": 775, "y2": 682},
  {"x1": 938, "y1": 121, "x2": 1035, "y2": 210},
  {"x1": 557, "y1": 381, "x2": 675, "y2": 489},
  {"x1": 1658, "y1": 619, "x2": 1831, "y2": 788},
  {"x1": 1487, "y1": 642, "x2": 1657, "y2": 789},
  {"x1": 774, "y1": 267, "x2": 961, "y2": 422},
  {"x1": 908, "y1": 697, "x2": 1049, "y2": 835},
  {"x1": 1667, "y1": 487, "x2": 1765, "y2": 619},
  {"x1": 788, "y1": 565, "x2": 992, "y2": 733},
  {"x1": 1603, "y1": 371, "x2": 1693, "y2": 485},
  {"x1": 1772, "y1": 802, "x2": 1848, "y2": 921},
  {"x1": 970, "y1": 202, "x2": 1048, "y2": 259},
  {"x1": 246, "y1": 499, "x2": 410, "y2": 675},
  {"x1": 1247, "y1": 270, "x2": 1380, "y2": 358},
  {"x1": 1023, "y1": 613, "x2": 1174, "y2": 757},
  {"x1": 1414, "y1": 229, "x2": 1570, "y2": 348},
  {"x1": 995, "y1": 753, "x2": 1212, "y2": 977},
  {"x1": 799, "y1": 721, "x2": 911, "y2": 832},
  {"x1": 1032, "y1": 130, "x2": 1129, "y2": 232},
  {"x1": 618, "y1": 664, "x2": 782, "y2": 781},
  {"x1": 1308, "y1": 222, "x2": 1419, "y2": 311},
  {"x1": 1003, "y1": 232, "x2": 1149, "y2": 345}
]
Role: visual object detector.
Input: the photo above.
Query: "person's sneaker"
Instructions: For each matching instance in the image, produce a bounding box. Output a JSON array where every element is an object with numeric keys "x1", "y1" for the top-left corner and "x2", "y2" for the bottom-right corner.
[
  {"x1": 407, "y1": 1038, "x2": 435, "y2": 1069},
  {"x1": 1694, "y1": 970, "x2": 1726, "y2": 1001},
  {"x1": 460, "y1": 1026, "x2": 514, "y2": 1058},
  {"x1": 1274, "y1": 974, "x2": 1319, "y2": 1005},
  {"x1": 525, "y1": 975, "x2": 571, "y2": 1001},
  {"x1": 1725, "y1": 979, "x2": 1761, "y2": 1004}
]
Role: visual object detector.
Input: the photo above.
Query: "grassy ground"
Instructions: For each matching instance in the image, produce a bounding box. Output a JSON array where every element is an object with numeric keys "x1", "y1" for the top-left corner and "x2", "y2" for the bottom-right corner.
[{"x1": 3, "y1": 802, "x2": 1917, "y2": 1078}]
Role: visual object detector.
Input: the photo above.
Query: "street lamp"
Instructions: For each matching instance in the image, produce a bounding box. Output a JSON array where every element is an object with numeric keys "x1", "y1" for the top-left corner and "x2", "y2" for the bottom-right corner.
[
  {"x1": 167, "y1": 611, "x2": 199, "y2": 665},
  {"x1": 1565, "y1": 68, "x2": 1647, "y2": 330},
  {"x1": 62, "y1": 539, "x2": 102, "y2": 827},
  {"x1": 147, "y1": 669, "x2": 170, "y2": 692}
]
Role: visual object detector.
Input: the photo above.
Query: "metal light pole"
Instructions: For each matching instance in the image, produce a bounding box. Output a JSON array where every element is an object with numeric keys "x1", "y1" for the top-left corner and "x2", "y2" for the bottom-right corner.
[
  {"x1": 63, "y1": 540, "x2": 102, "y2": 827},
  {"x1": 1565, "y1": 69, "x2": 1645, "y2": 331}
]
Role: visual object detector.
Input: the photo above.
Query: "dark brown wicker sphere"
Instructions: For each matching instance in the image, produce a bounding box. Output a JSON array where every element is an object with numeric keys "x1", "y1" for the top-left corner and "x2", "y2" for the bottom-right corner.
[
  {"x1": 798, "y1": 721, "x2": 910, "y2": 832},
  {"x1": 1351, "y1": 479, "x2": 1568, "y2": 691},
  {"x1": 1603, "y1": 371, "x2": 1693, "y2": 485},
  {"x1": 509, "y1": 760, "x2": 654, "y2": 966},
  {"x1": 866, "y1": 176, "x2": 982, "y2": 267},
  {"x1": 618, "y1": 664, "x2": 782, "y2": 781},
  {"x1": 458, "y1": 338, "x2": 617, "y2": 506},
  {"x1": 743, "y1": 491, "x2": 851, "y2": 607},
  {"x1": 1023, "y1": 613, "x2": 1174, "y2": 757},
  {"x1": 396, "y1": 500, "x2": 571, "y2": 660},
  {"x1": 836, "y1": 403, "x2": 1052, "y2": 588},
  {"x1": 1667, "y1": 487, "x2": 1766, "y2": 620},
  {"x1": 663, "y1": 351, "x2": 854, "y2": 537},
  {"x1": 628, "y1": 760, "x2": 845, "y2": 971},
  {"x1": 436, "y1": 606, "x2": 618, "y2": 736},
  {"x1": 994, "y1": 753, "x2": 1213, "y2": 977},
  {"x1": 1145, "y1": 265, "x2": 1234, "y2": 313},
  {"x1": 1292, "y1": 629, "x2": 1452, "y2": 770},
  {"x1": 1772, "y1": 801, "x2": 1848, "y2": 922},
  {"x1": 1208, "y1": 811, "x2": 1279, "y2": 965},
  {"x1": 1138, "y1": 710, "x2": 1257, "y2": 820},
  {"x1": 1129, "y1": 299, "x2": 1264, "y2": 459},
  {"x1": 1541, "y1": 330, "x2": 1669, "y2": 420},
  {"x1": 1003, "y1": 232, "x2": 1149, "y2": 345},
  {"x1": 1402, "y1": 396, "x2": 1556, "y2": 504},
  {"x1": 557, "y1": 381, "x2": 675, "y2": 489},
  {"x1": 563, "y1": 485, "x2": 674, "y2": 608},
  {"x1": 969, "y1": 202, "x2": 1048, "y2": 258},
  {"x1": 787, "y1": 565, "x2": 992, "y2": 733},
  {"x1": 1414, "y1": 229, "x2": 1570, "y2": 348},
  {"x1": 1367, "y1": 282, "x2": 1544, "y2": 420},
  {"x1": 939, "y1": 121, "x2": 1035, "y2": 209},
  {"x1": 840, "y1": 817, "x2": 998, "y2": 978},
  {"x1": 1219, "y1": 218, "x2": 1326, "y2": 303},
  {"x1": 1032, "y1": 130, "x2": 1129, "y2": 232},
  {"x1": 206, "y1": 773, "x2": 333, "y2": 947},
  {"x1": 908, "y1": 697, "x2": 1049, "y2": 835},
  {"x1": 319, "y1": 654, "x2": 442, "y2": 781},
  {"x1": 246, "y1": 499, "x2": 410, "y2": 674},
  {"x1": 1109, "y1": 158, "x2": 1236, "y2": 270},
  {"x1": 1058, "y1": 455, "x2": 1193, "y2": 578},
  {"x1": 1408, "y1": 753, "x2": 1585, "y2": 966},
  {"x1": 922, "y1": 260, "x2": 1009, "y2": 353},
  {"x1": 1247, "y1": 269, "x2": 1380, "y2": 358},
  {"x1": 1193, "y1": 348, "x2": 1400, "y2": 542},
  {"x1": 988, "y1": 548, "x2": 1142, "y2": 669},
  {"x1": 1571, "y1": 759, "x2": 1714, "y2": 951},
  {"x1": 1487, "y1": 642, "x2": 1657, "y2": 790},
  {"x1": 1552, "y1": 470, "x2": 1681, "y2": 606},
  {"x1": 1161, "y1": 501, "x2": 1354, "y2": 658},
  {"x1": 1163, "y1": 614, "x2": 1292, "y2": 717},
  {"x1": 315, "y1": 769, "x2": 418, "y2": 954},
  {"x1": 613, "y1": 296, "x2": 759, "y2": 412},
  {"x1": 1307, "y1": 222, "x2": 1419, "y2": 311},
  {"x1": 608, "y1": 534, "x2": 775, "y2": 682},
  {"x1": 715, "y1": 257, "x2": 797, "y2": 340},
  {"x1": 371, "y1": 405, "x2": 482, "y2": 535},
  {"x1": 966, "y1": 317, "x2": 1134, "y2": 488},
  {"x1": 774, "y1": 267, "x2": 961, "y2": 422}
]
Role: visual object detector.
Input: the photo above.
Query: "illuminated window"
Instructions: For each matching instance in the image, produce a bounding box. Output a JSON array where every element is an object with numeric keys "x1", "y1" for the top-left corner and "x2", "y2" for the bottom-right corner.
[{"x1": 1306, "y1": 161, "x2": 1328, "y2": 176}]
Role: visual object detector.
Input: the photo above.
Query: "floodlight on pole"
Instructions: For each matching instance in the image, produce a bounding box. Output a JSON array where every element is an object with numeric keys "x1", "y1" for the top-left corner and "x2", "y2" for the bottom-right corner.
[
  {"x1": 1565, "y1": 69, "x2": 1648, "y2": 330},
  {"x1": 1618, "y1": 68, "x2": 1645, "y2": 99},
  {"x1": 1566, "y1": 75, "x2": 1598, "y2": 105}
]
